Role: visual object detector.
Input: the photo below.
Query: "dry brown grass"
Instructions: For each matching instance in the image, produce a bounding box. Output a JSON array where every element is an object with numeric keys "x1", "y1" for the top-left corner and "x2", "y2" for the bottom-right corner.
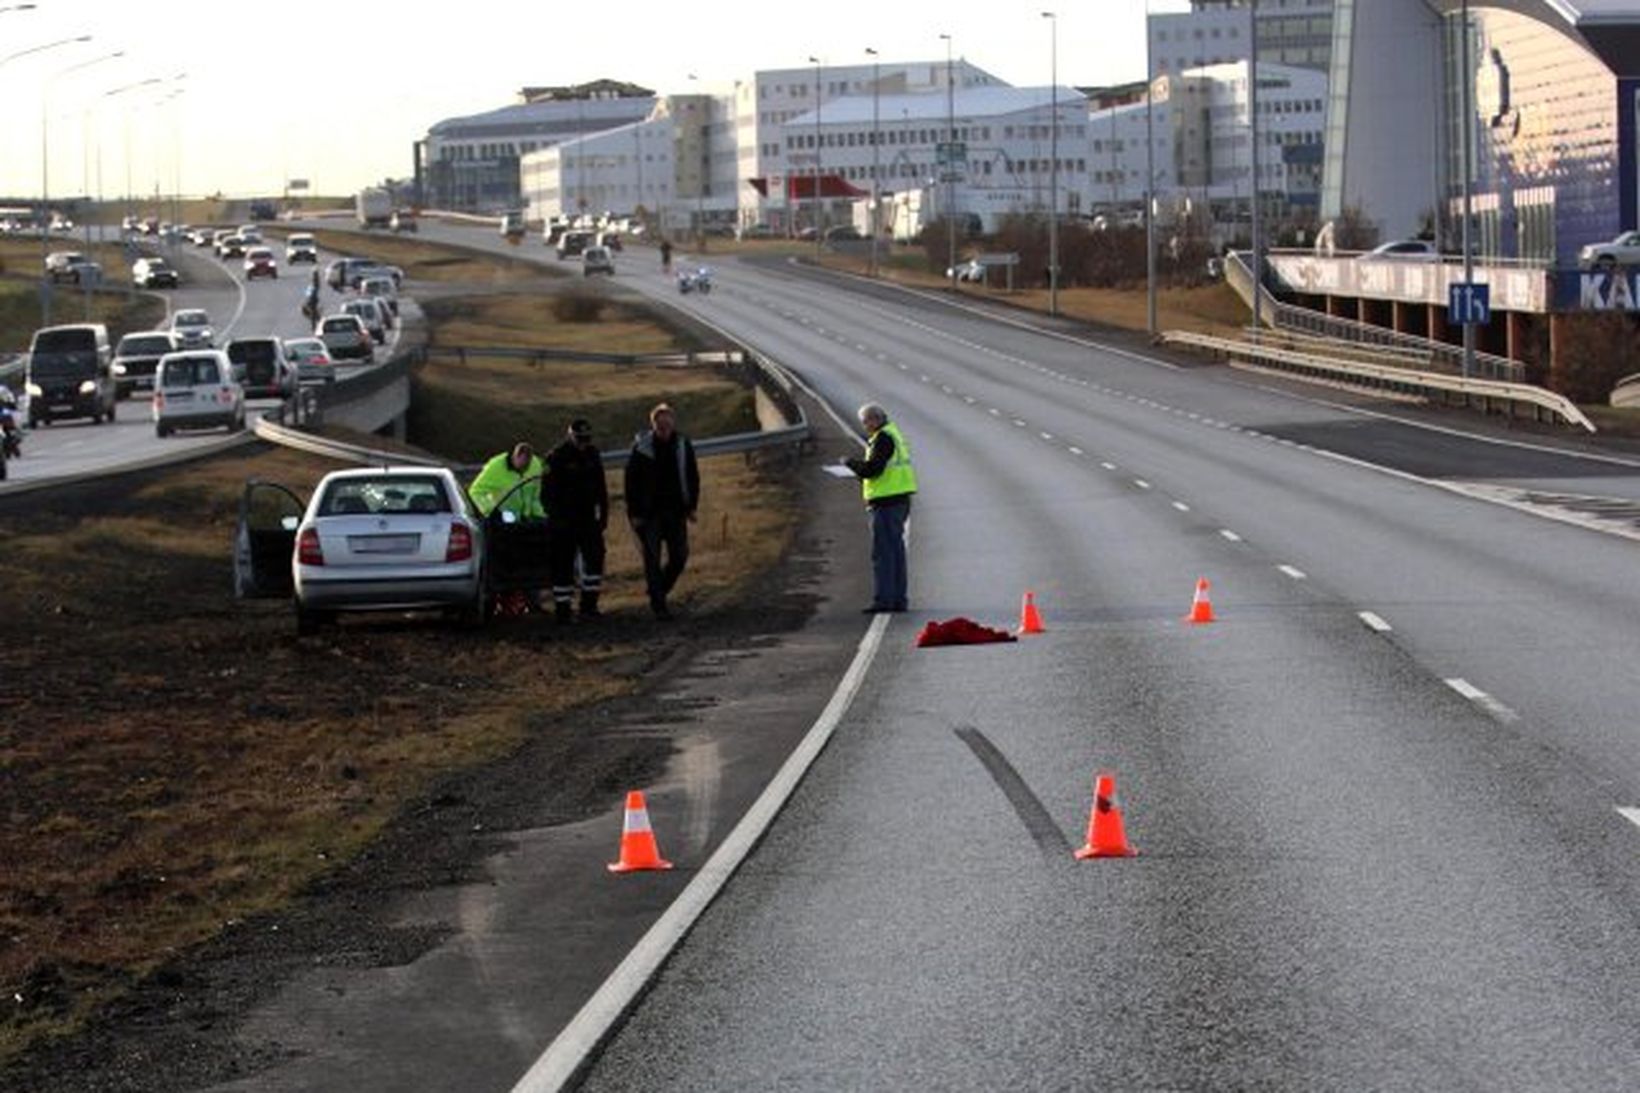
[
  {"x1": 0, "y1": 260, "x2": 796, "y2": 1063},
  {"x1": 294, "y1": 229, "x2": 553, "y2": 286}
]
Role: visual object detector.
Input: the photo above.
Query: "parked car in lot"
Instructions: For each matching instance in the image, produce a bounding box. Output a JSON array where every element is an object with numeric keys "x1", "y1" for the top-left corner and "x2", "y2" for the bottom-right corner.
[
  {"x1": 284, "y1": 336, "x2": 335, "y2": 384},
  {"x1": 112, "y1": 330, "x2": 181, "y2": 397},
  {"x1": 1578, "y1": 230, "x2": 1640, "y2": 271},
  {"x1": 25, "y1": 323, "x2": 116, "y2": 425},
  {"x1": 243, "y1": 246, "x2": 279, "y2": 280},
  {"x1": 233, "y1": 467, "x2": 494, "y2": 634},
  {"x1": 170, "y1": 308, "x2": 214, "y2": 349},
  {"x1": 946, "y1": 258, "x2": 985, "y2": 283},
  {"x1": 1359, "y1": 239, "x2": 1440, "y2": 261},
  {"x1": 226, "y1": 336, "x2": 292, "y2": 399},
  {"x1": 343, "y1": 298, "x2": 389, "y2": 343},
  {"x1": 132, "y1": 256, "x2": 179, "y2": 289},
  {"x1": 285, "y1": 233, "x2": 318, "y2": 263},
  {"x1": 152, "y1": 349, "x2": 244, "y2": 436},
  {"x1": 317, "y1": 314, "x2": 374, "y2": 362},
  {"x1": 44, "y1": 251, "x2": 101, "y2": 284}
]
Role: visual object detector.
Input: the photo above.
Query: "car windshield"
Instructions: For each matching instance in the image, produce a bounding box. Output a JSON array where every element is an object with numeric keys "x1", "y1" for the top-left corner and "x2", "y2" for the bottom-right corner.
[
  {"x1": 174, "y1": 312, "x2": 208, "y2": 328},
  {"x1": 318, "y1": 476, "x2": 450, "y2": 517},
  {"x1": 143, "y1": 259, "x2": 169, "y2": 270},
  {"x1": 119, "y1": 335, "x2": 173, "y2": 355},
  {"x1": 30, "y1": 350, "x2": 96, "y2": 377},
  {"x1": 160, "y1": 357, "x2": 221, "y2": 386}
]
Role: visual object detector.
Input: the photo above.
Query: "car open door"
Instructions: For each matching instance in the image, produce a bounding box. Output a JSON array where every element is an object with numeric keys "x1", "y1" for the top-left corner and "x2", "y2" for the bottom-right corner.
[
  {"x1": 233, "y1": 480, "x2": 306, "y2": 598},
  {"x1": 481, "y1": 476, "x2": 552, "y2": 597}
]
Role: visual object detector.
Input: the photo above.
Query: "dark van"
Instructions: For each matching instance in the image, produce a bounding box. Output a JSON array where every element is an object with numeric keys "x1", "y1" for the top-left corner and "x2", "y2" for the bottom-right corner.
[
  {"x1": 226, "y1": 337, "x2": 291, "y2": 400},
  {"x1": 26, "y1": 323, "x2": 116, "y2": 426}
]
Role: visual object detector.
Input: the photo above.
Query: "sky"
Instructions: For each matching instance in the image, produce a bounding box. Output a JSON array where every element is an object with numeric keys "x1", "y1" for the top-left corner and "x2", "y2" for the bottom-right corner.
[{"x1": 0, "y1": 0, "x2": 1190, "y2": 202}]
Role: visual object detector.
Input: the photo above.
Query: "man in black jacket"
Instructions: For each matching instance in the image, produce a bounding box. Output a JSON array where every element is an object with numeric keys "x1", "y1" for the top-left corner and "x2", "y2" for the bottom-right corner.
[
  {"x1": 624, "y1": 403, "x2": 700, "y2": 620},
  {"x1": 545, "y1": 418, "x2": 609, "y2": 621}
]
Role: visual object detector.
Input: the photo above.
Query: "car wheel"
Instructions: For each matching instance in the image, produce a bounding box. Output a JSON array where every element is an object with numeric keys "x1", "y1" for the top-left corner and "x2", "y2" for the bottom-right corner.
[{"x1": 155, "y1": 424, "x2": 169, "y2": 438}]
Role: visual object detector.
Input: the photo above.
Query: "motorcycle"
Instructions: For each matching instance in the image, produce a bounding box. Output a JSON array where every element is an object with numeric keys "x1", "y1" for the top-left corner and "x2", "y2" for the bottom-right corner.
[
  {"x1": 0, "y1": 404, "x2": 19, "y2": 474},
  {"x1": 301, "y1": 292, "x2": 321, "y2": 325},
  {"x1": 677, "y1": 267, "x2": 713, "y2": 296}
]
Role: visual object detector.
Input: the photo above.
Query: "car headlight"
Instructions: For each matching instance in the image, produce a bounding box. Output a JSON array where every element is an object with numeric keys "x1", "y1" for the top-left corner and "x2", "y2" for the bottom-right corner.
[
  {"x1": 113, "y1": 362, "x2": 127, "y2": 375},
  {"x1": 79, "y1": 379, "x2": 97, "y2": 394},
  {"x1": 25, "y1": 381, "x2": 42, "y2": 397}
]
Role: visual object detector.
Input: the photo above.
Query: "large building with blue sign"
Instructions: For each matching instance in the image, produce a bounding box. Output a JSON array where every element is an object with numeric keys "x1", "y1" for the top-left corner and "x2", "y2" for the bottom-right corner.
[{"x1": 1321, "y1": 0, "x2": 1640, "y2": 271}]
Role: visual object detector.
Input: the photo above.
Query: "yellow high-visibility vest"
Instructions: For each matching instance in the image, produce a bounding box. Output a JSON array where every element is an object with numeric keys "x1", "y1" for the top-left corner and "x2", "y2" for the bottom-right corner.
[{"x1": 861, "y1": 421, "x2": 917, "y2": 502}]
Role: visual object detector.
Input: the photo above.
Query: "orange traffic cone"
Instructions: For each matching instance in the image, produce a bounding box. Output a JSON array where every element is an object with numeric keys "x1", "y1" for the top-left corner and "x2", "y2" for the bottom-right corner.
[
  {"x1": 1075, "y1": 772, "x2": 1137, "y2": 859},
  {"x1": 607, "y1": 790, "x2": 674, "y2": 873},
  {"x1": 1183, "y1": 577, "x2": 1216, "y2": 624},
  {"x1": 1017, "y1": 590, "x2": 1046, "y2": 635}
]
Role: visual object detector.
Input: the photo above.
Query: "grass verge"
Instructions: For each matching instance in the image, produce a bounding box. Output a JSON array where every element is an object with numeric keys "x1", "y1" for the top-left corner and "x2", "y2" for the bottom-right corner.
[{"x1": 0, "y1": 255, "x2": 796, "y2": 1065}]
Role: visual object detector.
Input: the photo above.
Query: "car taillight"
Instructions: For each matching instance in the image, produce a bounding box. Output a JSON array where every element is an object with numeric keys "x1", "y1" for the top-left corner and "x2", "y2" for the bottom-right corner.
[
  {"x1": 445, "y1": 522, "x2": 473, "y2": 563},
  {"x1": 153, "y1": 391, "x2": 165, "y2": 409},
  {"x1": 219, "y1": 388, "x2": 234, "y2": 404},
  {"x1": 297, "y1": 528, "x2": 324, "y2": 566}
]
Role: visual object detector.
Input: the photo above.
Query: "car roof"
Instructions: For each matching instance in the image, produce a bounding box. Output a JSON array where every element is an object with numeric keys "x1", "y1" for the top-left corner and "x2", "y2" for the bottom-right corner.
[
  {"x1": 319, "y1": 466, "x2": 457, "y2": 484},
  {"x1": 174, "y1": 310, "x2": 209, "y2": 322}
]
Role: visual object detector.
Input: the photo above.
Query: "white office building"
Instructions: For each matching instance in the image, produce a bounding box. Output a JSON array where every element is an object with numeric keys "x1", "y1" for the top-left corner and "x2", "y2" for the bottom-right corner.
[
  {"x1": 1149, "y1": 0, "x2": 1335, "y2": 78},
  {"x1": 735, "y1": 59, "x2": 1008, "y2": 232},
  {"x1": 1087, "y1": 60, "x2": 1327, "y2": 220},
  {"x1": 781, "y1": 85, "x2": 1088, "y2": 236},
  {"x1": 520, "y1": 107, "x2": 674, "y2": 226}
]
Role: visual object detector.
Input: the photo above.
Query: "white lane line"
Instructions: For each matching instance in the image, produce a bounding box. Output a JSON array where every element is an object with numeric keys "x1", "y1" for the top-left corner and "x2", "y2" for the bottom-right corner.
[
  {"x1": 963, "y1": 396, "x2": 976, "y2": 404},
  {"x1": 1219, "y1": 529, "x2": 1243, "y2": 542},
  {"x1": 1100, "y1": 462, "x2": 1117, "y2": 471},
  {"x1": 1068, "y1": 446, "x2": 1085, "y2": 456},
  {"x1": 1444, "y1": 678, "x2": 1521, "y2": 724},
  {"x1": 1618, "y1": 808, "x2": 1640, "y2": 831},
  {"x1": 1172, "y1": 501, "x2": 1190, "y2": 512},
  {"x1": 1277, "y1": 565, "x2": 1307, "y2": 580},
  {"x1": 941, "y1": 385, "x2": 953, "y2": 394},
  {"x1": 510, "y1": 615, "x2": 895, "y2": 1093},
  {"x1": 1039, "y1": 432, "x2": 1053, "y2": 441},
  {"x1": 988, "y1": 408, "x2": 1001, "y2": 416},
  {"x1": 897, "y1": 363, "x2": 908, "y2": 370},
  {"x1": 1134, "y1": 479, "x2": 1152, "y2": 490},
  {"x1": 1013, "y1": 419, "x2": 1028, "y2": 428},
  {"x1": 1358, "y1": 611, "x2": 1393, "y2": 633}
]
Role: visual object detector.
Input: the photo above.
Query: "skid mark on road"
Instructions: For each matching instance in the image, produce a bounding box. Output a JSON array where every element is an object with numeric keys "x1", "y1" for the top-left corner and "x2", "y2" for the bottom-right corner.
[{"x1": 955, "y1": 725, "x2": 1071, "y2": 860}]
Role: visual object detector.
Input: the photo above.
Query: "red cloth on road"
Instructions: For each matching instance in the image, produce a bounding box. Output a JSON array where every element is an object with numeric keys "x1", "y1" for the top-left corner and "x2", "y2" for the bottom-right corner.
[{"x1": 914, "y1": 617, "x2": 1019, "y2": 647}]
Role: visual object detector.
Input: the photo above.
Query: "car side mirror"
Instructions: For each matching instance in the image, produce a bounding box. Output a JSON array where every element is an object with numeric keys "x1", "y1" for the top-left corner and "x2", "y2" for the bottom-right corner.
[{"x1": 280, "y1": 515, "x2": 299, "y2": 531}]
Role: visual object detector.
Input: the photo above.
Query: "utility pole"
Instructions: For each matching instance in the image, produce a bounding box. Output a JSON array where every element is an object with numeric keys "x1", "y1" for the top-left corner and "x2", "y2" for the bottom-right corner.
[
  {"x1": 1146, "y1": 2, "x2": 1158, "y2": 336},
  {"x1": 940, "y1": 33, "x2": 955, "y2": 288},
  {"x1": 1044, "y1": 11, "x2": 1059, "y2": 316},
  {"x1": 1249, "y1": 0, "x2": 1263, "y2": 338},
  {"x1": 867, "y1": 47, "x2": 880, "y2": 277},
  {"x1": 809, "y1": 56, "x2": 823, "y2": 256},
  {"x1": 1460, "y1": 0, "x2": 1475, "y2": 379}
]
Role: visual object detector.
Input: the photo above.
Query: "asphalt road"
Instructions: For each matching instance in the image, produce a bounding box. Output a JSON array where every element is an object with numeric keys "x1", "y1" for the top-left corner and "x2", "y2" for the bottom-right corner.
[
  {"x1": 4, "y1": 232, "x2": 381, "y2": 488},
  {"x1": 543, "y1": 245, "x2": 1640, "y2": 1089},
  {"x1": 165, "y1": 219, "x2": 1640, "y2": 1089}
]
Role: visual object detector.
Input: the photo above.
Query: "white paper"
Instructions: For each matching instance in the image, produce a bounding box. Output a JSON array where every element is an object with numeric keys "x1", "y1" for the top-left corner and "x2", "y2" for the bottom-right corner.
[{"x1": 822, "y1": 464, "x2": 856, "y2": 479}]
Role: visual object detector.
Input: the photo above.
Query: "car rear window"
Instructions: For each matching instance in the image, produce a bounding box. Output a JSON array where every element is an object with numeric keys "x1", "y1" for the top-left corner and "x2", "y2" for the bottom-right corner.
[
  {"x1": 161, "y1": 357, "x2": 221, "y2": 386},
  {"x1": 322, "y1": 318, "x2": 357, "y2": 333},
  {"x1": 175, "y1": 312, "x2": 208, "y2": 326},
  {"x1": 318, "y1": 476, "x2": 450, "y2": 516}
]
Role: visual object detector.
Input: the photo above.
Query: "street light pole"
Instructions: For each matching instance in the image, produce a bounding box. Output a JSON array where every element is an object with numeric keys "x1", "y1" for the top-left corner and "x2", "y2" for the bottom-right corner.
[
  {"x1": 41, "y1": 47, "x2": 120, "y2": 328},
  {"x1": 688, "y1": 73, "x2": 707, "y2": 249},
  {"x1": 1460, "y1": 0, "x2": 1475, "y2": 379},
  {"x1": 1249, "y1": 0, "x2": 1263, "y2": 338},
  {"x1": 1043, "y1": 11, "x2": 1058, "y2": 316},
  {"x1": 940, "y1": 33, "x2": 955, "y2": 288},
  {"x1": 866, "y1": 47, "x2": 880, "y2": 277},
  {"x1": 1145, "y1": 1, "x2": 1158, "y2": 336},
  {"x1": 809, "y1": 56, "x2": 823, "y2": 256}
]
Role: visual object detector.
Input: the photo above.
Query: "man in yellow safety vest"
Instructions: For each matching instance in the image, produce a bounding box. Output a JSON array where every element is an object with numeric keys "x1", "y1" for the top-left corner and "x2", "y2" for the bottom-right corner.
[{"x1": 844, "y1": 402, "x2": 917, "y2": 613}]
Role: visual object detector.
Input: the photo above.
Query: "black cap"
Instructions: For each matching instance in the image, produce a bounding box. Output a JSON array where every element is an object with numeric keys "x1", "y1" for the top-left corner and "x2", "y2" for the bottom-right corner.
[{"x1": 570, "y1": 418, "x2": 593, "y2": 439}]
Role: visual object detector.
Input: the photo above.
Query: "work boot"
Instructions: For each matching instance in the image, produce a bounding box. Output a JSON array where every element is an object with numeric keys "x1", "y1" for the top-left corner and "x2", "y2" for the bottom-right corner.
[
  {"x1": 580, "y1": 593, "x2": 602, "y2": 619},
  {"x1": 555, "y1": 602, "x2": 575, "y2": 624}
]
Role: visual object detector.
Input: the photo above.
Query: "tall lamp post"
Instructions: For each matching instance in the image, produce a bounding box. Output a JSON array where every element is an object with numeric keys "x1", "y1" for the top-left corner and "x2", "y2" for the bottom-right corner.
[
  {"x1": 1043, "y1": 11, "x2": 1059, "y2": 315},
  {"x1": 939, "y1": 32, "x2": 955, "y2": 287},
  {"x1": 1249, "y1": 0, "x2": 1263, "y2": 337},
  {"x1": 808, "y1": 55, "x2": 823, "y2": 256},
  {"x1": 866, "y1": 46, "x2": 880, "y2": 277},
  {"x1": 1145, "y1": 1, "x2": 1158, "y2": 335},
  {"x1": 1460, "y1": 0, "x2": 1475, "y2": 379},
  {"x1": 688, "y1": 73, "x2": 707, "y2": 248},
  {"x1": 42, "y1": 47, "x2": 121, "y2": 327}
]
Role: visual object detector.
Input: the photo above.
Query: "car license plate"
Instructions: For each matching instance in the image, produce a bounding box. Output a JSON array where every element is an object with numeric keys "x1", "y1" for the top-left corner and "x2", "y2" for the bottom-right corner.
[
  {"x1": 51, "y1": 403, "x2": 75, "y2": 412},
  {"x1": 349, "y1": 534, "x2": 419, "y2": 554},
  {"x1": 168, "y1": 391, "x2": 193, "y2": 401}
]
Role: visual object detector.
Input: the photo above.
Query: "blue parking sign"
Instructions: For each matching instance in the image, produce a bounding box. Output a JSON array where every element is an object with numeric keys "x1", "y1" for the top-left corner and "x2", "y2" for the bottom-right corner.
[{"x1": 1449, "y1": 282, "x2": 1490, "y2": 325}]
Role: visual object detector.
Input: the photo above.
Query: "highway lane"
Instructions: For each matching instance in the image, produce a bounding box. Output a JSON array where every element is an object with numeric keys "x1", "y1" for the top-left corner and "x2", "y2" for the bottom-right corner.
[
  {"x1": 276, "y1": 222, "x2": 1640, "y2": 1086},
  {"x1": 546, "y1": 250, "x2": 1640, "y2": 1087},
  {"x1": 4, "y1": 235, "x2": 381, "y2": 489}
]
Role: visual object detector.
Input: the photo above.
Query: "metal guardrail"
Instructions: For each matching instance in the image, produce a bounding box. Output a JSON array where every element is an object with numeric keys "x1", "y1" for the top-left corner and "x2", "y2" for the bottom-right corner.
[
  {"x1": 1162, "y1": 329, "x2": 1594, "y2": 432},
  {"x1": 425, "y1": 345, "x2": 696, "y2": 368},
  {"x1": 256, "y1": 348, "x2": 810, "y2": 470},
  {"x1": 1225, "y1": 251, "x2": 1526, "y2": 382}
]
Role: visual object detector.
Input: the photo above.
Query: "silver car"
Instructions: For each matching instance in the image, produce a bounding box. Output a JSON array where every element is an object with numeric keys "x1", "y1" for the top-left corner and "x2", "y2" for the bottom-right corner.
[
  {"x1": 170, "y1": 308, "x2": 214, "y2": 348},
  {"x1": 233, "y1": 467, "x2": 490, "y2": 634}
]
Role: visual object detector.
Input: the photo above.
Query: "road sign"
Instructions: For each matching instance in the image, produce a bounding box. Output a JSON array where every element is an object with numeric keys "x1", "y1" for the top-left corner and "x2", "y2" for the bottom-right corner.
[
  {"x1": 1449, "y1": 282, "x2": 1490, "y2": 325},
  {"x1": 936, "y1": 141, "x2": 967, "y2": 167}
]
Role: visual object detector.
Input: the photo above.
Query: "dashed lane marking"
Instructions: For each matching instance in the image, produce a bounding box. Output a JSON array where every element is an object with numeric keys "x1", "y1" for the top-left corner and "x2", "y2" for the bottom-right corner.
[
  {"x1": 1444, "y1": 678, "x2": 1521, "y2": 724},
  {"x1": 1277, "y1": 565, "x2": 1307, "y2": 580},
  {"x1": 1358, "y1": 611, "x2": 1393, "y2": 633},
  {"x1": 1219, "y1": 529, "x2": 1243, "y2": 542},
  {"x1": 1172, "y1": 501, "x2": 1190, "y2": 512}
]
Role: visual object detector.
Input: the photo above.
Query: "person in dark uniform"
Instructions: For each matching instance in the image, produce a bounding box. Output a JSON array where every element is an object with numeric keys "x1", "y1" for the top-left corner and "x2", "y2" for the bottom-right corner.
[
  {"x1": 544, "y1": 418, "x2": 609, "y2": 621},
  {"x1": 624, "y1": 403, "x2": 700, "y2": 620}
]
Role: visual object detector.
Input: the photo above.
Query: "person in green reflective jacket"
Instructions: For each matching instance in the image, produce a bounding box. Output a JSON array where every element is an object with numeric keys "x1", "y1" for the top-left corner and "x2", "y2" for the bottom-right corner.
[{"x1": 470, "y1": 441, "x2": 546, "y2": 518}]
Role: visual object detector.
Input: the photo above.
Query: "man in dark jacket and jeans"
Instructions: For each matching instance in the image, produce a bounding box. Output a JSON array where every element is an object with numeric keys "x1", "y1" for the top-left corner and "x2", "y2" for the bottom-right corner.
[
  {"x1": 624, "y1": 403, "x2": 700, "y2": 619},
  {"x1": 545, "y1": 417, "x2": 609, "y2": 621}
]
